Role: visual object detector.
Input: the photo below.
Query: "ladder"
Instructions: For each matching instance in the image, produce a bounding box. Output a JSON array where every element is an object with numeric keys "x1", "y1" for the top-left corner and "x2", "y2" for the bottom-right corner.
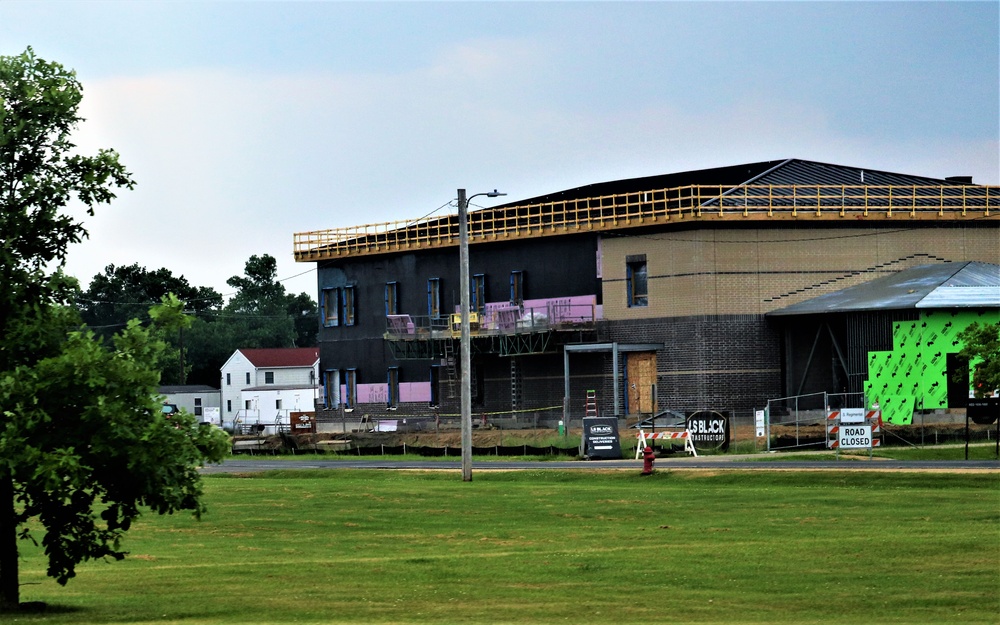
[
  {"x1": 510, "y1": 358, "x2": 522, "y2": 410},
  {"x1": 585, "y1": 389, "x2": 598, "y2": 418},
  {"x1": 443, "y1": 340, "x2": 457, "y2": 399}
]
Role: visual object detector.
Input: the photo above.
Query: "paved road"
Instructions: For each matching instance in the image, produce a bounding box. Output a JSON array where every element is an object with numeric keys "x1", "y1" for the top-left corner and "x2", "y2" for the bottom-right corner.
[{"x1": 201, "y1": 456, "x2": 1000, "y2": 474}]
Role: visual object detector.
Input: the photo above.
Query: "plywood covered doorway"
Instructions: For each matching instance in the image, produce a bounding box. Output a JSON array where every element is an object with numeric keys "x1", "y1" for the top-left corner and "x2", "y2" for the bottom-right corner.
[{"x1": 626, "y1": 351, "x2": 657, "y2": 415}]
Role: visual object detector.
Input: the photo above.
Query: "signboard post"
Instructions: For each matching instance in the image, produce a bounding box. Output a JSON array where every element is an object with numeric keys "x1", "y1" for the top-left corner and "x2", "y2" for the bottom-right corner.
[
  {"x1": 580, "y1": 417, "x2": 622, "y2": 460},
  {"x1": 202, "y1": 407, "x2": 221, "y2": 427},
  {"x1": 838, "y1": 424, "x2": 873, "y2": 449},
  {"x1": 827, "y1": 409, "x2": 881, "y2": 459},
  {"x1": 966, "y1": 398, "x2": 1000, "y2": 460},
  {"x1": 686, "y1": 410, "x2": 730, "y2": 453},
  {"x1": 290, "y1": 411, "x2": 316, "y2": 434}
]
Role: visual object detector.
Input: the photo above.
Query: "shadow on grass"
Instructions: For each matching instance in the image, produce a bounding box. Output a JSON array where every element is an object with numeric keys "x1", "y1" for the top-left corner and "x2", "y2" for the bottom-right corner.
[{"x1": 3, "y1": 601, "x2": 83, "y2": 615}]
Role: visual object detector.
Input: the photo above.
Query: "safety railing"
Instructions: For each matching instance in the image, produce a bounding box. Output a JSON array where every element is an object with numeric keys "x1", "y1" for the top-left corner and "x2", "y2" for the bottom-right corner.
[
  {"x1": 384, "y1": 297, "x2": 600, "y2": 341},
  {"x1": 294, "y1": 183, "x2": 997, "y2": 260}
]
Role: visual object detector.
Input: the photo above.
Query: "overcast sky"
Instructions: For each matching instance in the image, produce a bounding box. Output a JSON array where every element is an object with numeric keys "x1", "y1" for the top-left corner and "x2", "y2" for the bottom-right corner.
[{"x1": 3, "y1": 1, "x2": 997, "y2": 301}]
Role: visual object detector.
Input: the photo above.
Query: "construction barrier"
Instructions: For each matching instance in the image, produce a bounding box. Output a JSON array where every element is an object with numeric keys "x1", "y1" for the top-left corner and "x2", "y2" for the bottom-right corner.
[
  {"x1": 635, "y1": 429, "x2": 698, "y2": 458},
  {"x1": 827, "y1": 409, "x2": 882, "y2": 451}
]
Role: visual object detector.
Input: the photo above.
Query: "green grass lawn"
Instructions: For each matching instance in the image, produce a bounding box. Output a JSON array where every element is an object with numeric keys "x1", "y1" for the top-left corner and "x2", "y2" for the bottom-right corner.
[
  {"x1": 740, "y1": 443, "x2": 1000, "y2": 462},
  {"x1": 12, "y1": 470, "x2": 999, "y2": 624}
]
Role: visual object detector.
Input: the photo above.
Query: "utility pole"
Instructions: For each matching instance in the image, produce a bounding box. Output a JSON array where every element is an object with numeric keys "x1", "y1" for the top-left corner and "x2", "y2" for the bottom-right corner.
[
  {"x1": 457, "y1": 188, "x2": 506, "y2": 482},
  {"x1": 458, "y1": 189, "x2": 472, "y2": 481}
]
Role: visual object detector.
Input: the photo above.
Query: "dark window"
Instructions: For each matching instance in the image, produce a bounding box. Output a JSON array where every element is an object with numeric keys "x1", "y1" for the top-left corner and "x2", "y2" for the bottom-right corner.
[
  {"x1": 265, "y1": 371, "x2": 274, "y2": 384},
  {"x1": 472, "y1": 274, "x2": 486, "y2": 314},
  {"x1": 626, "y1": 259, "x2": 648, "y2": 308},
  {"x1": 324, "y1": 369, "x2": 340, "y2": 409},
  {"x1": 342, "y1": 286, "x2": 356, "y2": 326},
  {"x1": 227, "y1": 399, "x2": 232, "y2": 413},
  {"x1": 427, "y1": 278, "x2": 441, "y2": 319},
  {"x1": 194, "y1": 397, "x2": 203, "y2": 417},
  {"x1": 387, "y1": 367, "x2": 399, "y2": 408},
  {"x1": 245, "y1": 372, "x2": 251, "y2": 385},
  {"x1": 276, "y1": 399, "x2": 282, "y2": 410},
  {"x1": 344, "y1": 369, "x2": 357, "y2": 409},
  {"x1": 510, "y1": 270, "x2": 524, "y2": 304},
  {"x1": 226, "y1": 373, "x2": 231, "y2": 386},
  {"x1": 385, "y1": 282, "x2": 398, "y2": 316},
  {"x1": 322, "y1": 287, "x2": 339, "y2": 327},
  {"x1": 429, "y1": 365, "x2": 440, "y2": 407}
]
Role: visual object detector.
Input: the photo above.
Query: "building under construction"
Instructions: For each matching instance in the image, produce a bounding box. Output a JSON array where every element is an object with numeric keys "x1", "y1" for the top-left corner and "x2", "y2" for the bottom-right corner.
[{"x1": 293, "y1": 158, "x2": 998, "y2": 425}]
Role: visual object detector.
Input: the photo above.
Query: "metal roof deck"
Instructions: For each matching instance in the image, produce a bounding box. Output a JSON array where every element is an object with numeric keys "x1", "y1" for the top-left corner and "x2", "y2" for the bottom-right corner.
[
  {"x1": 294, "y1": 159, "x2": 997, "y2": 262},
  {"x1": 766, "y1": 262, "x2": 1000, "y2": 316}
]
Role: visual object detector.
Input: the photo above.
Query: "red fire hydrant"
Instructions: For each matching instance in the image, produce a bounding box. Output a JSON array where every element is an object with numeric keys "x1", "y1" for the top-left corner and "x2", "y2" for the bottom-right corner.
[{"x1": 641, "y1": 445, "x2": 655, "y2": 475}]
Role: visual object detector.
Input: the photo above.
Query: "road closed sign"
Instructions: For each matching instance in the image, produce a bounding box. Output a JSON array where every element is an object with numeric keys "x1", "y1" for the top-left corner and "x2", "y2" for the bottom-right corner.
[{"x1": 838, "y1": 424, "x2": 873, "y2": 449}]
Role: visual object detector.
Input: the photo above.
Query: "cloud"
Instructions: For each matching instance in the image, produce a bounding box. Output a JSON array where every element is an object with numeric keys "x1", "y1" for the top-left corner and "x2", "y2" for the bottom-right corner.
[{"x1": 66, "y1": 38, "x2": 997, "y2": 300}]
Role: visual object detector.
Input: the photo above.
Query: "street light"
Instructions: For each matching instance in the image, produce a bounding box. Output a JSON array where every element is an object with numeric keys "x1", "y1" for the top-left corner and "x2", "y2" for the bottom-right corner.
[{"x1": 457, "y1": 188, "x2": 506, "y2": 482}]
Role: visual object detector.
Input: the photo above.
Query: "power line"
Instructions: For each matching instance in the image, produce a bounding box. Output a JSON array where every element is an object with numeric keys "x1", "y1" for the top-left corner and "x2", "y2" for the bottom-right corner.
[{"x1": 75, "y1": 266, "x2": 320, "y2": 308}]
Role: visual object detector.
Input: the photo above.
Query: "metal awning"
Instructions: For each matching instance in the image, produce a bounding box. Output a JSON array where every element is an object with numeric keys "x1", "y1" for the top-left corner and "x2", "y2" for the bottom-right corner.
[{"x1": 767, "y1": 262, "x2": 1000, "y2": 316}]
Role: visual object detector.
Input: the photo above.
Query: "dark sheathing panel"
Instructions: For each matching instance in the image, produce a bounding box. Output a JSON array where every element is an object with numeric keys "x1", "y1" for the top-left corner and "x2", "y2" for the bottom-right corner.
[
  {"x1": 476, "y1": 352, "x2": 606, "y2": 415},
  {"x1": 317, "y1": 233, "x2": 601, "y2": 385},
  {"x1": 606, "y1": 314, "x2": 782, "y2": 413},
  {"x1": 500, "y1": 160, "x2": 784, "y2": 207},
  {"x1": 776, "y1": 310, "x2": 920, "y2": 399}
]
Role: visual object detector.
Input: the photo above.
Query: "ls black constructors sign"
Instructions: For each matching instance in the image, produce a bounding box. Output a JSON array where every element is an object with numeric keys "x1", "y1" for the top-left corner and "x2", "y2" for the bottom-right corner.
[
  {"x1": 686, "y1": 410, "x2": 730, "y2": 452},
  {"x1": 580, "y1": 417, "x2": 622, "y2": 459}
]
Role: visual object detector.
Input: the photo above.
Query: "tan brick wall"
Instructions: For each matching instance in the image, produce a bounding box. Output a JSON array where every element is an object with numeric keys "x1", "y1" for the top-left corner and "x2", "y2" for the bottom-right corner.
[{"x1": 602, "y1": 225, "x2": 1000, "y2": 319}]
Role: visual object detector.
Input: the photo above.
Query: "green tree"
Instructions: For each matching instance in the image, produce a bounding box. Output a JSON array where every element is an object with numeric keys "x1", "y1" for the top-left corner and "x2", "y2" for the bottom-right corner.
[
  {"x1": 223, "y1": 254, "x2": 317, "y2": 348},
  {"x1": 0, "y1": 47, "x2": 227, "y2": 611},
  {"x1": 957, "y1": 321, "x2": 1000, "y2": 397},
  {"x1": 0, "y1": 298, "x2": 229, "y2": 609},
  {"x1": 78, "y1": 263, "x2": 222, "y2": 341},
  {"x1": 78, "y1": 264, "x2": 223, "y2": 385},
  {"x1": 287, "y1": 291, "x2": 319, "y2": 348}
]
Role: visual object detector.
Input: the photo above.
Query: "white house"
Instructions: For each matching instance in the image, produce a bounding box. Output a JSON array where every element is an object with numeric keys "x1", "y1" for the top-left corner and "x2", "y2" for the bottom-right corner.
[
  {"x1": 159, "y1": 385, "x2": 222, "y2": 424},
  {"x1": 220, "y1": 348, "x2": 319, "y2": 431}
]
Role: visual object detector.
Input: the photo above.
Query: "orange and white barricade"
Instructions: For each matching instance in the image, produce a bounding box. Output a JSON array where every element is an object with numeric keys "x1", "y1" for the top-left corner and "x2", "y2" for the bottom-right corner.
[
  {"x1": 635, "y1": 429, "x2": 698, "y2": 458},
  {"x1": 827, "y1": 409, "x2": 882, "y2": 450}
]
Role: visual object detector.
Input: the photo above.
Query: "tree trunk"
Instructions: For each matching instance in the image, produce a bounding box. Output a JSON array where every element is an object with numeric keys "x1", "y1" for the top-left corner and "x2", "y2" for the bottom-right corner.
[{"x1": 0, "y1": 468, "x2": 18, "y2": 610}]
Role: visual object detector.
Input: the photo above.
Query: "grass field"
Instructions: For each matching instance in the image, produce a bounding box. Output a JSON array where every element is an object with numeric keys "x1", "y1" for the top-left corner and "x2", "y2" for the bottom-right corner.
[{"x1": 12, "y1": 469, "x2": 999, "y2": 624}]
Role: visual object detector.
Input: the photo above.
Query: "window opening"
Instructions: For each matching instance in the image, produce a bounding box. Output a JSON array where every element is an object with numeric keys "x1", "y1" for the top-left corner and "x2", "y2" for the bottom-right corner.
[
  {"x1": 626, "y1": 258, "x2": 648, "y2": 308},
  {"x1": 429, "y1": 365, "x2": 441, "y2": 407},
  {"x1": 510, "y1": 270, "x2": 524, "y2": 304},
  {"x1": 265, "y1": 371, "x2": 274, "y2": 384},
  {"x1": 472, "y1": 274, "x2": 486, "y2": 314},
  {"x1": 344, "y1": 369, "x2": 357, "y2": 409},
  {"x1": 322, "y1": 287, "x2": 339, "y2": 327},
  {"x1": 427, "y1": 278, "x2": 441, "y2": 319},
  {"x1": 387, "y1": 367, "x2": 399, "y2": 408},
  {"x1": 385, "y1": 282, "x2": 398, "y2": 316},
  {"x1": 342, "y1": 286, "x2": 356, "y2": 326},
  {"x1": 323, "y1": 369, "x2": 340, "y2": 409}
]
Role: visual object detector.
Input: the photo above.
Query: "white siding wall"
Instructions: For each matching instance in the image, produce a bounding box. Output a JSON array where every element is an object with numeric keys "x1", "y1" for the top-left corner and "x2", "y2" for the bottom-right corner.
[
  {"x1": 162, "y1": 391, "x2": 221, "y2": 415},
  {"x1": 220, "y1": 351, "x2": 254, "y2": 421},
  {"x1": 222, "y1": 351, "x2": 320, "y2": 429},
  {"x1": 237, "y1": 387, "x2": 316, "y2": 430},
  {"x1": 256, "y1": 367, "x2": 316, "y2": 387}
]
